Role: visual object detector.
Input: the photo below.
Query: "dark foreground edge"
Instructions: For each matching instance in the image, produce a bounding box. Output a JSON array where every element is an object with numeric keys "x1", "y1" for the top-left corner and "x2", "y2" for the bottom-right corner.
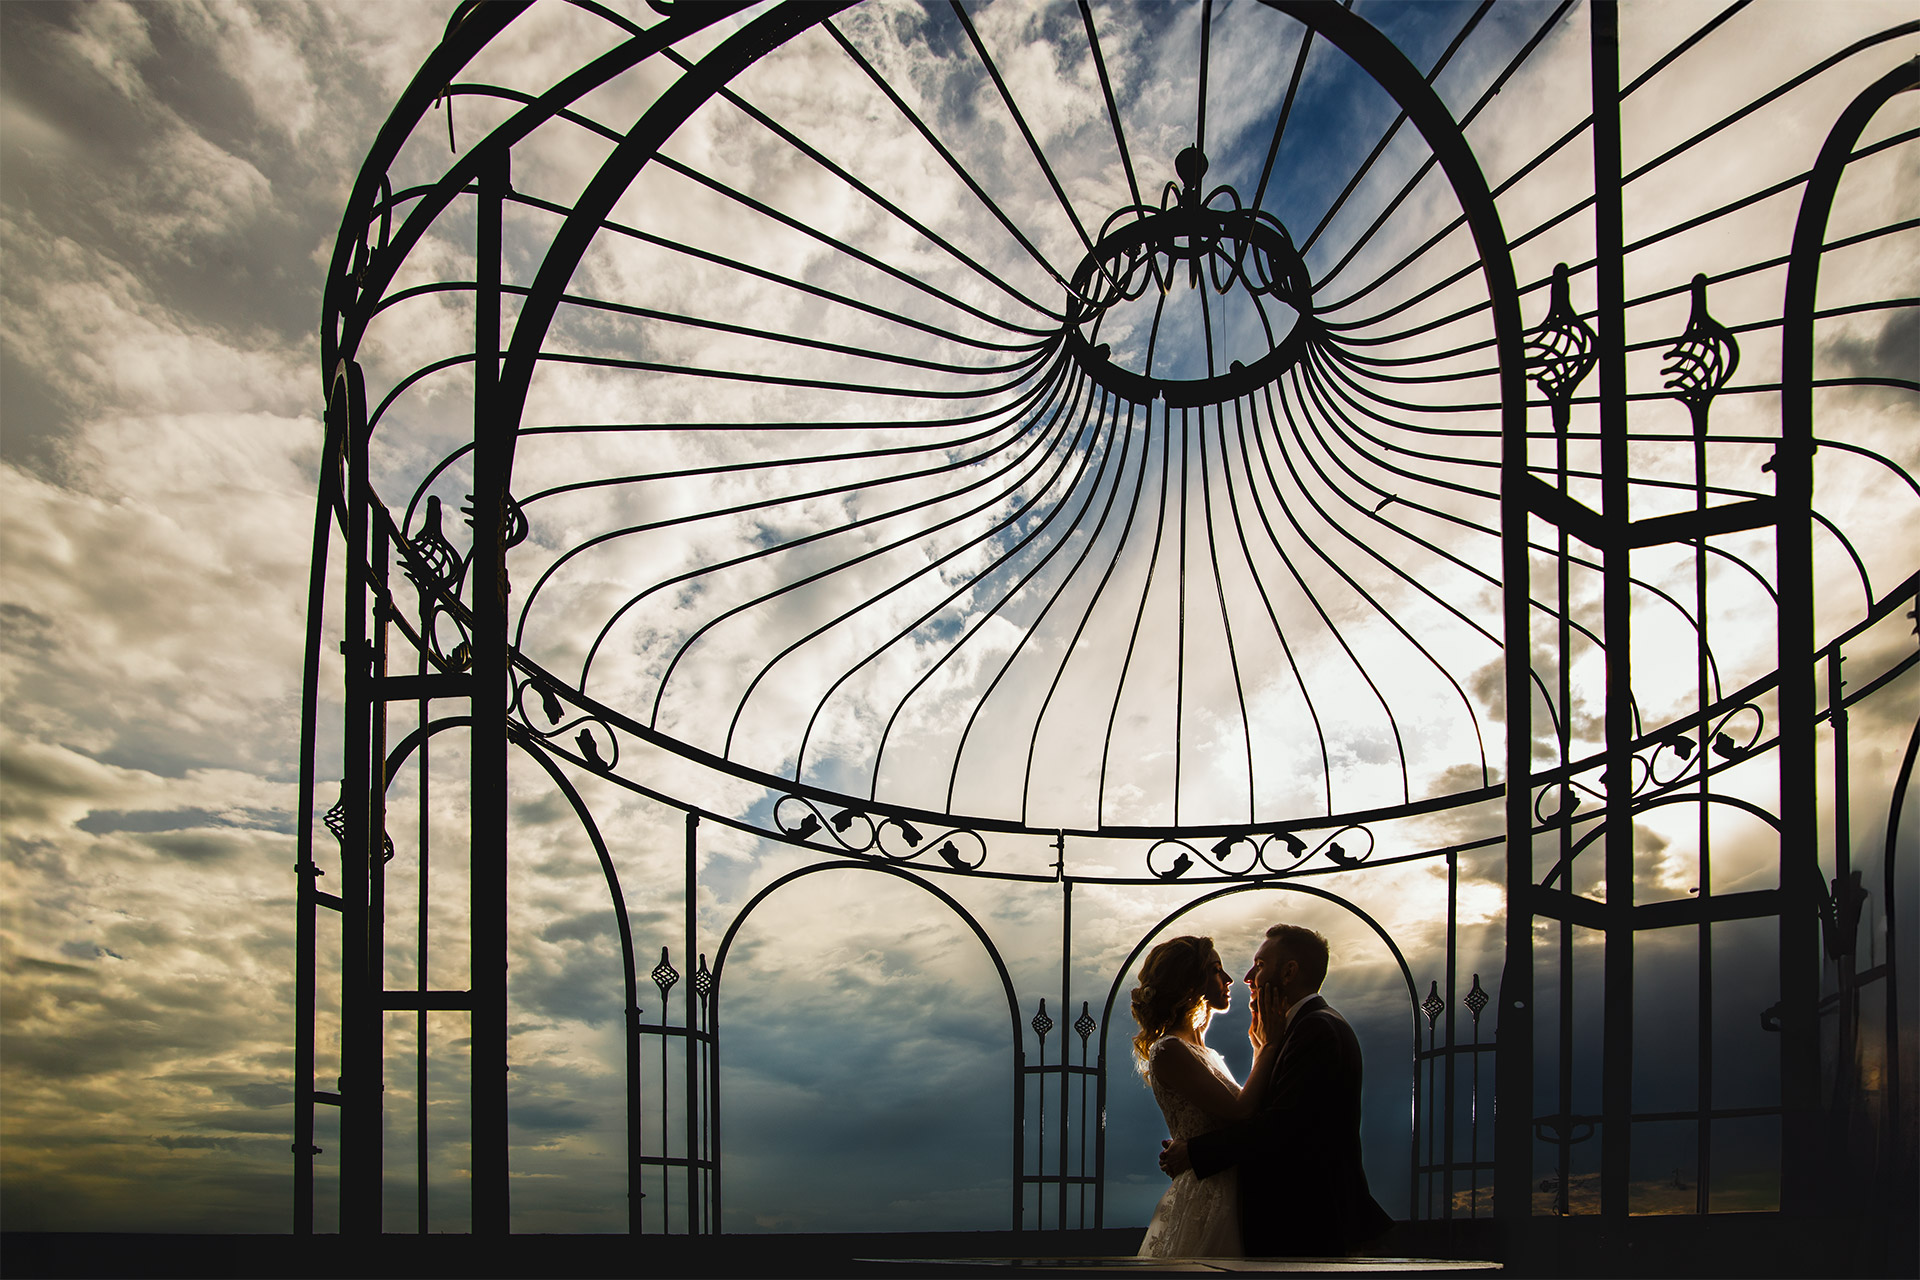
[{"x1": 7, "y1": 1214, "x2": 1912, "y2": 1279}]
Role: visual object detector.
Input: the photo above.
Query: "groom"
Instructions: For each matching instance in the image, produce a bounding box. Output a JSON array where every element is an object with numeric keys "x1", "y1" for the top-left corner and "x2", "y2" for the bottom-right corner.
[{"x1": 1158, "y1": 923, "x2": 1393, "y2": 1257}]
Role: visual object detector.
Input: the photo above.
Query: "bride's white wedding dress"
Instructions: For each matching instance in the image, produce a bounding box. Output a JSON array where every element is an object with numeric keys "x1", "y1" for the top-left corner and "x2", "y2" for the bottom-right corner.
[{"x1": 1137, "y1": 1036, "x2": 1243, "y2": 1258}]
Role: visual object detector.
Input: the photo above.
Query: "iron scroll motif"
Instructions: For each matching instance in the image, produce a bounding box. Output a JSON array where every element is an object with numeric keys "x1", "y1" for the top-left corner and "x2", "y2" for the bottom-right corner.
[
  {"x1": 508, "y1": 670, "x2": 621, "y2": 771},
  {"x1": 1532, "y1": 702, "x2": 1764, "y2": 825},
  {"x1": 1144, "y1": 823, "x2": 1376, "y2": 881},
  {"x1": 771, "y1": 794, "x2": 988, "y2": 872}
]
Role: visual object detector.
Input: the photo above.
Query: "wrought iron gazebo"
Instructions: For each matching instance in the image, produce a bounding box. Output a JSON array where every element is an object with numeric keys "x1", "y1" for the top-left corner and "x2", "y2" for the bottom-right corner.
[{"x1": 296, "y1": 0, "x2": 1918, "y2": 1262}]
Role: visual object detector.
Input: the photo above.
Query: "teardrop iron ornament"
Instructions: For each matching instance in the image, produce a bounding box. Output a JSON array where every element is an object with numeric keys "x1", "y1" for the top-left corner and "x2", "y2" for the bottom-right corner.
[
  {"x1": 1523, "y1": 263, "x2": 1598, "y2": 428},
  {"x1": 1662, "y1": 273, "x2": 1740, "y2": 431}
]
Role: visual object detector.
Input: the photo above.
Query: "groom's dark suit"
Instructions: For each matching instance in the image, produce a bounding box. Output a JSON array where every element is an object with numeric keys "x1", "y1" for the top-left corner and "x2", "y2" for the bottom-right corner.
[{"x1": 1185, "y1": 993, "x2": 1392, "y2": 1256}]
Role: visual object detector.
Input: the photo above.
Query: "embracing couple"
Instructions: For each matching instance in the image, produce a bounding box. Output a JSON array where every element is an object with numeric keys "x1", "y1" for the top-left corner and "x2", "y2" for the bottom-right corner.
[{"x1": 1132, "y1": 924, "x2": 1393, "y2": 1259}]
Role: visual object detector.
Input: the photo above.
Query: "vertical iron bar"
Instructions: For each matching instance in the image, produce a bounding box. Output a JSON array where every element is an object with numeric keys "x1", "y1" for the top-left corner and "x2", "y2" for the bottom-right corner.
[
  {"x1": 417, "y1": 621, "x2": 431, "y2": 1234},
  {"x1": 468, "y1": 151, "x2": 511, "y2": 1236},
  {"x1": 1427, "y1": 1017, "x2": 1437, "y2": 1216},
  {"x1": 1174, "y1": 405, "x2": 1189, "y2": 827},
  {"x1": 369, "y1": 524, "x2": 392, "y2": 1221},
  {"x1": 1557, "y1": 328, "x2": 1578, "y2": 1224},
  {"x1": 1555, "y1": 287, "x2": 1578, "y2": 1222},
  {"x1": 1557, "y1": 434, "x2": 1575, "y2": 1220},
  {"x1": 1445, "y1": 852, "x2": 1458, "y2": 1221},
  {"x1": 1410, "y1": 1004, "x2": 1420, "y2": 1220},
  {"x1": 686, "y1": 814, "x2": 701, "y2": 1232},
  {"x1": 1078, "y1": 1013, "x2": 1090, "y2": 1228},
  {"x1": 709, "y1": 996, "x2": 721, "y2": 1234},
  {"x1": 293, "y1": 376, "x2": 342, "y2": 1236},
  {"x1": 1695, "y1": 388, "x2": 1714, "y2": 1218},
  {"x1": 1829, "y1": 651, "x2": 1855, "y2": 1169},
  {"x1": 1471, "y1": 1006, "x2": 1483, "y2": 1217},
  {"x1": 1036, "y1": 1007, "x2": 1047, "y2": 1230},
  {"x1": 631, "y1": 1007, "x2": 644, "y2": 1234},
  {"x1": 339, "y1": 359, "x2": 379, "y2": 1237},
  {"x1": 1493, "y1": 0, "x2": 1540, "y2": 1223},
  {"x1": 662, "y1": 965, "x2": 671, "y2": 1232},
  {"x1": 1196, "y1": 0, "x2": 1212, "y2": 157},
  {"x1": 1059, "y1": 879, "x2": 1072, "y2": 1231},
  {"x1": 1590, "y1": 0, "x2": 1635, "y2": 1223},
  {"x1": 1013, "y1": 1035, "x2": 1026, "y2": 1231},
  {"x1": 1092, "y1": 1021, "x2": 1105, "y2": 1229}
]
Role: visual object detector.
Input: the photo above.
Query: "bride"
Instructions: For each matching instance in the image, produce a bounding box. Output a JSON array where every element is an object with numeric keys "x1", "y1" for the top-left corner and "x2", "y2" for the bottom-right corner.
[{"x1": 1131, "y1": 935, "x2": 1280, "y2": 1258}]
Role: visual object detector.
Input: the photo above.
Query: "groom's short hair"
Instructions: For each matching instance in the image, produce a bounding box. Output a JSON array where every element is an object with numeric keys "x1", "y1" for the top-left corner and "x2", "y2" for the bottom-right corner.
[{"x1": 1266, "y1": 923, "x2": 1329, "y2": 992}]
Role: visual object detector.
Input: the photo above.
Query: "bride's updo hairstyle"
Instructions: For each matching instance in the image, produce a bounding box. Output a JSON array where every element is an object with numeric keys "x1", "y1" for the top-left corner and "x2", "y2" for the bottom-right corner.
[{"x1": 1129, "y1": 935, "x2": 1216, "y2": 1076}]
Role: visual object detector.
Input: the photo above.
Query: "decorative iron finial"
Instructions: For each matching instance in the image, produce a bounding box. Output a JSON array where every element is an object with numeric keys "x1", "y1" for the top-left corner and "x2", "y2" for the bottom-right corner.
[
  {"x1": 1174, "y1": 146, "x2": 1209, "y2": 204},
  {"x1": 1524, "y1": 263, "x2": 1598, "y2": 429},
  {"x1": 692, "y1": 954, "x2": 713, "y2": 1004},
  {"x1": 1662, "y1": 274, "x2": 1740, "y2": 433},
  {"x1": 404, "y1": 495, "x2": 464, "y2": 594},
  {"x1": 321, "y1": 787, "x2": 394, "y2": 863},
  {"x1": 1421, "y1": 980, "x2": 1444, "y2": 1028},
  {"x1": 651, "y1": 947, "x2": 679, "y2": 998},
  {"x1": 1465, "y1": 973, "x2": 1488, "y2": 1021},
  {"x1": 1074, "y1": 1001, "x2": 1096, "y2": 1045},
  {"x1": 1031, "y1": 998, "x2": 1054, "y2": 1040}
]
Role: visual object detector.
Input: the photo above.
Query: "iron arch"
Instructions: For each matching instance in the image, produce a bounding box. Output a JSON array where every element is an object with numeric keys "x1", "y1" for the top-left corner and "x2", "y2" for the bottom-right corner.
[
  {"x1": 369, "y1": 718, "x2": 650, "y2": 1232},
  {"x1": 709, "y1": 859, "x2": 1029, "y2": 1229}
]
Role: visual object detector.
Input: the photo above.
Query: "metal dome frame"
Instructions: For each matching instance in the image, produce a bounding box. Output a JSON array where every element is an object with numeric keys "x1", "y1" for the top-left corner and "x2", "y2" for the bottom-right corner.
[{"x1": 295, "y1": 0, "x2": 1918, "y2": 1262}]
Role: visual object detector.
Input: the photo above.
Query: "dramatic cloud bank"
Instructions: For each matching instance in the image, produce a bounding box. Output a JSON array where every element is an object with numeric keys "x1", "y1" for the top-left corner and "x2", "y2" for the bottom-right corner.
[{"x1": 2, "y1": 0, "x2": 1913, "y2": 1240}]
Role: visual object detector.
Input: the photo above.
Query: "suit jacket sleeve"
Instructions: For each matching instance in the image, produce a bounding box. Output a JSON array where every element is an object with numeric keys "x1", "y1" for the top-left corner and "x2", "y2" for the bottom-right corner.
[{"x1": 1186, "y1": 1013, "x2": 1342, "y2": 1180}]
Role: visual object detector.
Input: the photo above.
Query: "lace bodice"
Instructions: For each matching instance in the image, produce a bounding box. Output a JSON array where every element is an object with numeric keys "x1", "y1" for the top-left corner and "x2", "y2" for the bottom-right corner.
[
  {"x1": 1139, "y1": 1035, "x2": 1245, "y2": 1258},
  {"x1": 1147, "y1": 1036, "x2": 1239, "y2": 1141}
]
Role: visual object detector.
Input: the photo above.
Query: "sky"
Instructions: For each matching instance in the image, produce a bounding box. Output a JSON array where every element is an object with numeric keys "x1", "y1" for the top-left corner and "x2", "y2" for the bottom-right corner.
[{"x1": 1, "y1": 0, "x2": 1916, "y2": 1242}]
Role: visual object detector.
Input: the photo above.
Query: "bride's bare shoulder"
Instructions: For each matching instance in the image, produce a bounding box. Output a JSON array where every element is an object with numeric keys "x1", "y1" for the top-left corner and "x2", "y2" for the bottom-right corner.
[
  {"x1": 1148, "y1": 1035, "x2": 1196, "y2": 1062},
  {"x1": 1147, "y1": 1035, "x2": 1210, "y2": 1088}
]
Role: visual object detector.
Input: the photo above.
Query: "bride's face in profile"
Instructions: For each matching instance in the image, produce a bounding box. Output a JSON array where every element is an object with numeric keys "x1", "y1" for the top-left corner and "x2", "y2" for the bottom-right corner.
[{"x1": 1201, "y1": 949, "x2": 1232, "y2": 1013}]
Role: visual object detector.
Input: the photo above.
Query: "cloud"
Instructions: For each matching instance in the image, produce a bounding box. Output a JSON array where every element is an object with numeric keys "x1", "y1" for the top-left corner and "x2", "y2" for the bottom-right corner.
[{"x1": 1, "y1": 0, "x2": 1913, "y2": 1239}]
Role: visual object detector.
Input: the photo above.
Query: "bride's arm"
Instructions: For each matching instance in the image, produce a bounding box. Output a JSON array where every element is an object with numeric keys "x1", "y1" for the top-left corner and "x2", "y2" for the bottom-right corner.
[
  {"x1": 1152, "y1": 1039, "x2": 1279, "y2": 1122},
  {"x1": 1231, "y1": 1038, "x2": 1282, "y2": 1116}
]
